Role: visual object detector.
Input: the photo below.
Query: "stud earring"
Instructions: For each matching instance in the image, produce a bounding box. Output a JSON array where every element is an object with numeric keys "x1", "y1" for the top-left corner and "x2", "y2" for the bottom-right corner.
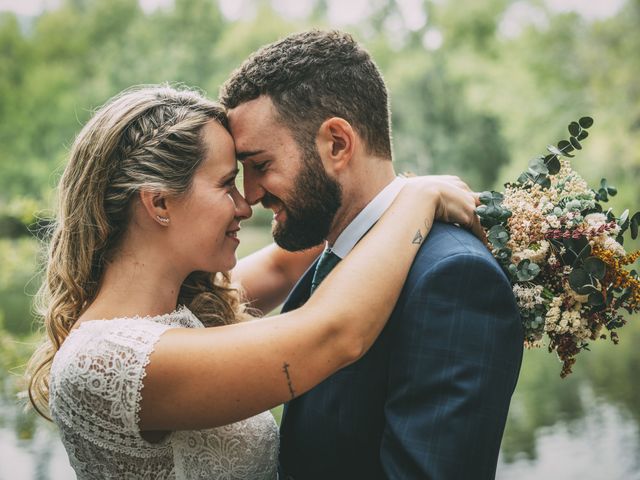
[{"x1": 156, "y1": 215, "x2": 170, "y2": 224}]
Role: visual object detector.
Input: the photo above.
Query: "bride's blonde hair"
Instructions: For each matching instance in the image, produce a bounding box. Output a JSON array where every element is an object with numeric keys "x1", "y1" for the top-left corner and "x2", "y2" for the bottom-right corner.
[{"x1": 27, "y1": 85, "x2": 249, "y2": 419}]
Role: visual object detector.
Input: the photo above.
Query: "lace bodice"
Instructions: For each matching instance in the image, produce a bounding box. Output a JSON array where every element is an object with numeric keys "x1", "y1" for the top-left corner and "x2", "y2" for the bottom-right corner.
[{"x1": 49, "y1": 307, "x2": 278, "y2": 479}]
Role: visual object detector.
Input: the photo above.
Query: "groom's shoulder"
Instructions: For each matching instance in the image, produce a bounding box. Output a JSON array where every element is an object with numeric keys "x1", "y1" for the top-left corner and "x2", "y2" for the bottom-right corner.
[{"x1": 410, "y1": 221, "x2": 503, "y2": 278}]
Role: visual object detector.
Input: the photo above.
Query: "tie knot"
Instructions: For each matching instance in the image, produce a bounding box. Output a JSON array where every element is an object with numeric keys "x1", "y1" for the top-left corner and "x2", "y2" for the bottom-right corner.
[{"x1": 310, "y1": 249, "x2": 341, "y2": 294}]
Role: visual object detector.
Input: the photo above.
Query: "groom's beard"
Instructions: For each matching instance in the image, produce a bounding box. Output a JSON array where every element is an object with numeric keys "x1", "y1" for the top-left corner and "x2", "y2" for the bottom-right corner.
[{"x1": 264, "y1": 150, "x2": 342, "y2": 252}]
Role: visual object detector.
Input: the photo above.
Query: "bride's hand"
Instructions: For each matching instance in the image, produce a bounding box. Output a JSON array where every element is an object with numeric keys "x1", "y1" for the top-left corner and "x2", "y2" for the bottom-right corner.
[{"x1": 405, "y1": 175, "x2": 485, "y2": 243}]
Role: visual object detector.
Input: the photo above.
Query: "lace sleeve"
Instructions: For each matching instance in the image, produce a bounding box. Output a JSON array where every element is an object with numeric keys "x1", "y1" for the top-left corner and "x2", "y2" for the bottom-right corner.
[{"x1": 50, "y1": 318, "x2": 175, "y2": 457}]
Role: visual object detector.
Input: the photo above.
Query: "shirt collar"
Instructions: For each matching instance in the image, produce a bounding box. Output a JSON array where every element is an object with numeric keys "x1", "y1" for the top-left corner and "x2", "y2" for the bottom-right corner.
[{"x1": 329, "y1": 176, "x2": 406, "y2": 259}]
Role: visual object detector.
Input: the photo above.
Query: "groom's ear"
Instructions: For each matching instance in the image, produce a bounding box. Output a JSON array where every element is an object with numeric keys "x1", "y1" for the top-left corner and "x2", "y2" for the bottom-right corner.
[{"x1": 316, "y1": 117, "x2": 355, "y2": 174}]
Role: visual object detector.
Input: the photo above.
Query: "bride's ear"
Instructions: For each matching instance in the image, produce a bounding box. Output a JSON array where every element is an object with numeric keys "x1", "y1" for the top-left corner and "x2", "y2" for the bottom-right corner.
[{"x1": 139, "y1": 190, "x2": 171, "y2": 226}]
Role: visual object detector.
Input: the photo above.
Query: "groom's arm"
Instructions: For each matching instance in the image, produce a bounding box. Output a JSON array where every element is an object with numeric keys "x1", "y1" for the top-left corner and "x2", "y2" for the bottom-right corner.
[
  {"x1": 232, "y1": 243, "x2": 322, "y2": 314},
  {"x1": 380, "y1": 251, "x2": 523, "y2": 480}
]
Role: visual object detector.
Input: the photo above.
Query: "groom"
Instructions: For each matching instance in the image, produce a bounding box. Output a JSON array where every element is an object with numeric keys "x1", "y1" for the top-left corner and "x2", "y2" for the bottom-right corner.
[{"x1": 221, "y1": 30, "x2": 523, "y2": 480}]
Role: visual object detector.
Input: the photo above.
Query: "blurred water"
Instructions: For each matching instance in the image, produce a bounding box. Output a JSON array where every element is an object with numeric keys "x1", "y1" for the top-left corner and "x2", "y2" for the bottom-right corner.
[
  {"x1": 0, "y1": 396, "x2": 74, "y2": 480},
  {"x1": 497, "y1": 390, "x2": 640, "y2": 480}
]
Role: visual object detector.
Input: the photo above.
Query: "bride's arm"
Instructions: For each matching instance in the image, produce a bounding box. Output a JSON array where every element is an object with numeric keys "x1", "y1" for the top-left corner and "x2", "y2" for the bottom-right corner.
[
  {"x1": 231, "y1": 243, "x2": 323, "y2": 314},
  {"x1": 139, "y1": 177, "x2": 479, "y2": 432}
]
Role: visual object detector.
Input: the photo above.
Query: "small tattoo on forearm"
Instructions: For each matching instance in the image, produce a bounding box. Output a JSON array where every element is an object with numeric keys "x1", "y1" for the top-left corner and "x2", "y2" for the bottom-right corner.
[
  {"x1": 412, "y1": 229, "x2": 424, "y2": 245},
  {"x1": 282, "y1": 362, "x2": 296, "y2": 399}
]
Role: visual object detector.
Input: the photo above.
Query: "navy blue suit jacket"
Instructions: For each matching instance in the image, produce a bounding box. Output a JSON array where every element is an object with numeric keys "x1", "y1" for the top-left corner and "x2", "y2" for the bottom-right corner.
[{"x1": 279, "y1": 223, "x2": 523, "y2": 480}]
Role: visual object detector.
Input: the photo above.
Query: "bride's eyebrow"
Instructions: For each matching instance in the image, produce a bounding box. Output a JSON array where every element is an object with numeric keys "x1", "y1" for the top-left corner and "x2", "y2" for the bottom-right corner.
[{"x1": 219, "y1": 168, "x2": 239, "y2": 183}]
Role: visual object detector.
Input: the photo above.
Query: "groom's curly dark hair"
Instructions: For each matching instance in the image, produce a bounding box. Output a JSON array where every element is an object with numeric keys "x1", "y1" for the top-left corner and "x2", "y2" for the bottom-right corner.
[{"x1": 219, "y1": 29, "x2": 392, "y2": 160}]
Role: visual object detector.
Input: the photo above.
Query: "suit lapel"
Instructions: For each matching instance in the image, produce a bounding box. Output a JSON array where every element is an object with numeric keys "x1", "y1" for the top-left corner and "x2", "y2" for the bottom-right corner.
[{"x1": 281, "y1": 258, "x2": 318, "y2": 313}]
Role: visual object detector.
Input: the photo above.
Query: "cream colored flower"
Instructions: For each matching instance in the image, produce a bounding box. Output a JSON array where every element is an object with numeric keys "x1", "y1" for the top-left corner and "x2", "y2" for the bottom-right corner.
[{"x1": 603, "y1": 236, "x2": 626, "y2": 257}]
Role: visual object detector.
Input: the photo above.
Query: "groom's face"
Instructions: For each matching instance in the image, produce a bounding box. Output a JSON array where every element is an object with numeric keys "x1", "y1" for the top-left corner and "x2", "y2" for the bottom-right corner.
[{"x1": 228, "y1": 96, "x2": 342, "y2": 251}]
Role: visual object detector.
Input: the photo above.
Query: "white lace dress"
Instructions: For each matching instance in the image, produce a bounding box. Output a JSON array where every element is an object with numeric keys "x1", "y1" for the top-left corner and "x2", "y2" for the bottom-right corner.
[{"x1": 49, "y1": 307, "x2": 279, "y2": 479}]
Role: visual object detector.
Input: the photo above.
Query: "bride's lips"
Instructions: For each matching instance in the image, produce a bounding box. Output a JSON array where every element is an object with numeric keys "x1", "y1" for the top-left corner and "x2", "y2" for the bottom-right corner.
[{"x1": 225, "y1": 226, "x2": 240, "y2": 242}]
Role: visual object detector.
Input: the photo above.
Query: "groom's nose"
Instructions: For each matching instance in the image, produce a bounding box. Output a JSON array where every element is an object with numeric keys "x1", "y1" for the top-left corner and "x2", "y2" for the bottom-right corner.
[{"x1": 242, "y1": 171, "x2": 265, "y2": 206}]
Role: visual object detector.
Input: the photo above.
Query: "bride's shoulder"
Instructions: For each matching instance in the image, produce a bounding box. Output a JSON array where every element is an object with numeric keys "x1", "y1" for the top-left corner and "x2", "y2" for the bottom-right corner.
[
  {"x1": 75, "y1": 305, "x2": 200, "y2": 332},
  {"x1": 50, "y1": 307, "x2": 200, "y2": 394},
  {"x1": 48, "y1": 316, "x2": 177, "y2": 460},
  {"x1": 66, "y1": 315, "x2": 168, "y2": 343},
  {"x1": 51, "y1": 318, "x2": 167, "y2": 376},
  {"x1": 53, "y1": 307, "x2": 200, "y2": 371}
]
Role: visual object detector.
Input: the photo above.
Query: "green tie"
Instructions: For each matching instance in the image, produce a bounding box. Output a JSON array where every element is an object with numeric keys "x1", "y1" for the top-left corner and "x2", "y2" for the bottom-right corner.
[{"x1": 310, "y1": 249, "x2": 341, "y2": 295}]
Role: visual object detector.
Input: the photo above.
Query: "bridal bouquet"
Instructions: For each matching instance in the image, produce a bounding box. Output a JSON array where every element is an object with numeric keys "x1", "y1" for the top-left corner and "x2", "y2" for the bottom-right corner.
[{"x1": 476, "y1": 117, "x2": 640, "y2": 377}]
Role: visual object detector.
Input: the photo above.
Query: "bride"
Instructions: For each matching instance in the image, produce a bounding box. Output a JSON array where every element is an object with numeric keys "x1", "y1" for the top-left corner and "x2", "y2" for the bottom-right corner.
[{"x1": 26, "y1": 85, "x2": 480, "y2": 479}]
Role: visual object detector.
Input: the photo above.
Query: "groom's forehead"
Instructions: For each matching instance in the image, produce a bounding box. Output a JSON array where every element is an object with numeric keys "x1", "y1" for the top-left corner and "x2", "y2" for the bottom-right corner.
[
  {"x1": 227, "y1": 95, "x2": 277, "y2": 131},
  {"x1": 228, "y1": 98, "x2": 294, "y2": 150}
]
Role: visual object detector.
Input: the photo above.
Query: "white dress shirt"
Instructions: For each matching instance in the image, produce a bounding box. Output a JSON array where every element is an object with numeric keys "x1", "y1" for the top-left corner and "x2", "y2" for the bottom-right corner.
[{"x1": 329, "y1": 176, "x2": 406, "y2": 259}]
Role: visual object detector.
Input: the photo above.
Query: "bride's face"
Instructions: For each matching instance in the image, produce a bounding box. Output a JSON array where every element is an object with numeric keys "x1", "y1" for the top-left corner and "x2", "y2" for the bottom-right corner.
[{"x1": 167, "y1": 121, "x2": 252, "y2": 273}]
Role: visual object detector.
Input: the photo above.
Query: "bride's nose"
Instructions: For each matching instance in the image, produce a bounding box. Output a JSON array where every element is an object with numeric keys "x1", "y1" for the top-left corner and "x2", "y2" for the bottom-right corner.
[{"x1": 232, "y1": 188, "x2": 252, "y2": 220}]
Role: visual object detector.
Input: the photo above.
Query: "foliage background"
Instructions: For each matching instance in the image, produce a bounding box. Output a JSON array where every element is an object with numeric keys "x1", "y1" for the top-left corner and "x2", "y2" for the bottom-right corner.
[
  {"x1": 0, "y1": 0, "x2": 639, "y2": 478},
  {"x1": 1, "y1": 0, "x2": 638, "y2": 334}
]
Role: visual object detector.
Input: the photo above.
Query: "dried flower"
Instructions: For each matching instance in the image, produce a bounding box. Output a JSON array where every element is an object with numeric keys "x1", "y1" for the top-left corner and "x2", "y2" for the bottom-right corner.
[{"x1": 476, "y1": 116, "x2": 639, "y2": 376}]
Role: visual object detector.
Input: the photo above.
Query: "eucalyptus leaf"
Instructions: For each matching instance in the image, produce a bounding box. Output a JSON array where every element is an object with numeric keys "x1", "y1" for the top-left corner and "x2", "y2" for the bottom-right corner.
[
  {"x1": 496, "y1": 249, "x2": 511, "y2": 262},
  {"x1": 547, "y1": 145, "x2": 563, "y2": 156},
  {"x1": 619, "y1": 288, "x2": 632, "y2": 303},
  {"x1": 568, "y1": 267, "x2": 589, "y2": 288},
  {"x1": 500, "y1": 209, "x2": 512, "y2": 221},
  {"x1": 568, "y1": 121, "x2": 581, "y2": 136},
  {"x1": 579, "y1": 116, "x2": 594, "y2": 128},
  {"x1": 516, "y1": 259, "x2": 541, "y2": 281},
  {"x1": 517, "y1": 172, "x2": 532, "y2": 184},
  {"x1": 618, "y1": 209, "x2": 630, "y2": 234},
  {"x1": 588, "y1": 292, "x2": 605, "y2": 307},
  {"x1": 488, "y1": 225, "x2": 510, "y2": 248},
  {"x1": 620, "y1": 209, "x2": 629, "y2": 224},
  {"x1": 535, "y1": 175, "x2": 551, "y2": 189},
  {"x1": 577, "y1": 130, "x2": 589, "y2": 141},
  {"x1": 569, "y1": 136, "x2": 582, "y2": 150},
  {"x1": 477, "y1": 191, "x2": 512, "y2": 229},
  {"x1": 528, "y1": 157, "x2": 549, "y2": 174},
  {"x1": 631, "y1": 212, "x2": 639, "y2": 239},
  {"x1": 597, "y1": 188, "x2": 609, "y2": 202},
  {"x1": 484, "y1": 205, "x2": 500, "y2": 217},
  {"x1": 583, "y1": 256, "x2": 606, "y2": 280},
  {"x1": 557, "y1": 140, "x2": 574, "y2": 154},
  {"x1": 544, "y1": 154, "x2": 561, "y2": 174},
  {"x1": 562, "y1": 237, "x2": 591, "y2": 265},
  {"x1": 568, "y1": 268, "x2": 597, "y2": 295},
  {"x1": 479, "y1": 191, "x2": 493, "y2": 204},
  {"x1": 478, "y1": 191, "x2": 504, "y2": 206}
]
